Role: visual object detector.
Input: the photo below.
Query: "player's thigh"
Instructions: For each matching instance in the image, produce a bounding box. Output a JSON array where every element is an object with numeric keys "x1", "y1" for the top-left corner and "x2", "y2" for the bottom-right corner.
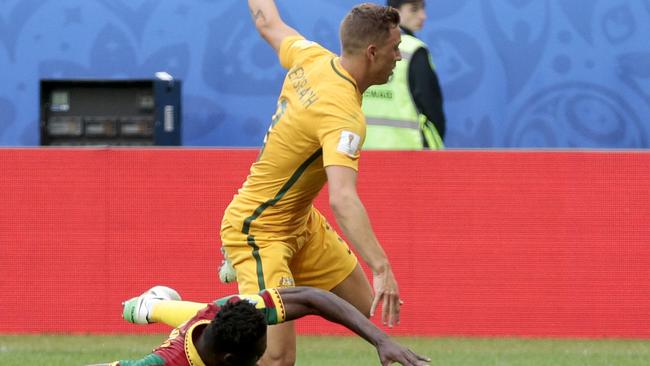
[
  {"x1": 330, "y1": 263, "x2": 373, "y2": 317},
  {"x1": 290, "y1": 209, "x2": 361, "y2": 291},
  {"x1": 221, "y1": 222, "x2": 295, "y2": 293}
]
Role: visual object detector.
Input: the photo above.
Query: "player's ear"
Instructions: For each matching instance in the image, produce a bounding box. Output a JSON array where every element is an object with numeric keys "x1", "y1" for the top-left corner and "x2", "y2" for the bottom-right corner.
[{"x1": 366, "y1": 44, "x2": 378, "y2": 61}]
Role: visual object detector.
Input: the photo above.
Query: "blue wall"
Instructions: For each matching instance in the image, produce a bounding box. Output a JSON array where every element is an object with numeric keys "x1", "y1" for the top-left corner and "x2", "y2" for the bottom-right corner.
[{"x1": 1, "y1": 0, "x2": 649, "y2": 148}]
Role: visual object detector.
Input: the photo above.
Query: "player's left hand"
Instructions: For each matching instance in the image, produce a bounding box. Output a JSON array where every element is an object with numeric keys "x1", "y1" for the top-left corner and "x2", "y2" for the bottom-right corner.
[
  {"x1": 370, "y1": 266, "x2": 401, "y2": 327},
  {"x1": 376, "y1": 338, "x2": 431, "y2": 366}
]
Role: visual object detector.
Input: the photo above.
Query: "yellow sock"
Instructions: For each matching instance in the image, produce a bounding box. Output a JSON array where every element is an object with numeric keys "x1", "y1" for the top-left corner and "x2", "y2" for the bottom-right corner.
[{"x1": 150, "y1": 300, "x2": 208, "y2": 328}]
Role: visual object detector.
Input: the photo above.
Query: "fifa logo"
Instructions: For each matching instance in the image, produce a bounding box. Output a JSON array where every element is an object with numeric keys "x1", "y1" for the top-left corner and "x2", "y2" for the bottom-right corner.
[{"x1": 278, "y1": 276, "x2": 295, "y2": 287}]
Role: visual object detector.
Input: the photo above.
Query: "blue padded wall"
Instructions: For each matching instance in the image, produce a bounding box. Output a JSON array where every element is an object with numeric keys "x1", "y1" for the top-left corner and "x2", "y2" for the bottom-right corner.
[{"x1": 1, "y1": 0, "x2": 649, "y2": 147}]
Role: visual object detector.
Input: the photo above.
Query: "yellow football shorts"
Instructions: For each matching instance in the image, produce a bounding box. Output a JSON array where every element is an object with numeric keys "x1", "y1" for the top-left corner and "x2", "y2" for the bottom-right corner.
[{"x1": 220, "y1": 208, "x2": 358, "y2": 293}]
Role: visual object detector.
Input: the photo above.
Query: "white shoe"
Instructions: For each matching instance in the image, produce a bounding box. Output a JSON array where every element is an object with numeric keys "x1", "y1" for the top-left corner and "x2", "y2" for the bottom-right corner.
[
  {"x1": 122, "y1": 285, "x2": 181, "y2": 324},
  {"x1": 218, "y1": 247, "x2": 237, "y2": 283}
]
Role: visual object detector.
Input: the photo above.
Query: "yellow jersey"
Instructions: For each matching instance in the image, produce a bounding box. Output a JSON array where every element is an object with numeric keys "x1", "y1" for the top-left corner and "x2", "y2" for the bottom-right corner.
[{"x1": 224, "y1": 35, "x2": 365, "y2": 235}]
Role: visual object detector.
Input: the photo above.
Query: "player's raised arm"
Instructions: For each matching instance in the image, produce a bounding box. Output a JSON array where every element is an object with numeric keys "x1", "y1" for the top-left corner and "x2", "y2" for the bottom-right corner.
[
  {"x1": 278, "y1": 287, "x2": 430, "y2": 366},
  {"x1": 248, "y1": 0, "x2": 300, "y2": 53}
]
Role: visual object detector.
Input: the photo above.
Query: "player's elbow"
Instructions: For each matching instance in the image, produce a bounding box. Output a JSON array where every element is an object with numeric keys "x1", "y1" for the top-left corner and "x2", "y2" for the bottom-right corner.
[
  {"x1": 253, "y1": 16, "x2": 281, "y2": 40},
  {"x1": 299, "y1": 287, "x2": 330, "y2": 315},
  {"x1": 253, "y1": 18, "x2": 270, "y2": 34},
  {"x1": 329, "y1": 191, "x2": 355, "y2": 218}
]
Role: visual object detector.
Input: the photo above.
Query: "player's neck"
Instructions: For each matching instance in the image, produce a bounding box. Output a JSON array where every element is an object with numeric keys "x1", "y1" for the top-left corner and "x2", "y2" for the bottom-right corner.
[{"x1": 339, "y1": 55, "x2": 369, "y2": 93}]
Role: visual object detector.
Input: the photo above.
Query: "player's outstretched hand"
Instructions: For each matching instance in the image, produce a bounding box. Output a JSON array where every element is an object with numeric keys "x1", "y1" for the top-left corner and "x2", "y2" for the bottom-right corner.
[
  {"x1": 376, "y1": 339, "x2": 430, "y2": 366},
  {"x1": 370, "y1": 267, "x2": 401, "y2": 327}
]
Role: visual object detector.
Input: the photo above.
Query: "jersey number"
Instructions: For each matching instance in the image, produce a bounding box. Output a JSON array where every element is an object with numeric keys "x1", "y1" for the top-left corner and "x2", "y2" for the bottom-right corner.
[{"x1": 258, "y1": 98, "x2": 288, "y2": 161}]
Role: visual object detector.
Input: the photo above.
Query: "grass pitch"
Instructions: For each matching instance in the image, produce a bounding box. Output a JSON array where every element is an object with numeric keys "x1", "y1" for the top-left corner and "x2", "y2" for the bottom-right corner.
[{"x1": 1, "y1": 335, "x2": 649, "y2": 365}]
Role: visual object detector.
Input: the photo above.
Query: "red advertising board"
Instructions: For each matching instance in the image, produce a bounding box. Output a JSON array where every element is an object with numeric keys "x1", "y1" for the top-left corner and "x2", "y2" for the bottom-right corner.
[{"x1": 1, "y1": 149, "x2": 649, "y2": 337}]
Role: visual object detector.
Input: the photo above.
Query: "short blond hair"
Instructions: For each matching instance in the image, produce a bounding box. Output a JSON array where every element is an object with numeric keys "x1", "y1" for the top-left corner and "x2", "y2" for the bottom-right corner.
[{"x1": 340, "y1": 3, "x2": 400, "y2": 55}]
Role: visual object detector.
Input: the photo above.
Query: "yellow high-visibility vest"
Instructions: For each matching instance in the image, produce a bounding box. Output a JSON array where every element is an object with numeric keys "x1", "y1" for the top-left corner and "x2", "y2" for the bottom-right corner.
[{"x1": 362, "y1": 34, "x2": 444, "y2": 150}]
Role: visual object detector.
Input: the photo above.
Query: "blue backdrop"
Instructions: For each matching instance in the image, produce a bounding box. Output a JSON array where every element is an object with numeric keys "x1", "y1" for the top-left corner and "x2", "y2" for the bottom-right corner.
[{"x1": 1, "y1": 0, "x2": 649, "y2": 148}]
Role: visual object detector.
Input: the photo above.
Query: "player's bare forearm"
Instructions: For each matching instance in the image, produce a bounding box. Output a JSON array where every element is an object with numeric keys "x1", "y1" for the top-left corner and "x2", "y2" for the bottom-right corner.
[
  {"x1": 326, "y1": 165, "x2": 402, "y2": 326},
  {"x1": 333, "y1": 192, "x2": 390, "y2": 273},
  {"x1": 281, "y1": 287, "x2": 389, "y2": 345},
  {"x1": 247, "y1": 0, "x2": 299, "y2": 52},
  {"x1": 280, "y1": 287, "x2": 430, "y2": 366}
]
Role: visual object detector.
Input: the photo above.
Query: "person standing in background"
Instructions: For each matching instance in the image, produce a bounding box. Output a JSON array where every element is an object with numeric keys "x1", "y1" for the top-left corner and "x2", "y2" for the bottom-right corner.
[{"x1": 362, "y1": 0, "x2": 446, "y2": 149}]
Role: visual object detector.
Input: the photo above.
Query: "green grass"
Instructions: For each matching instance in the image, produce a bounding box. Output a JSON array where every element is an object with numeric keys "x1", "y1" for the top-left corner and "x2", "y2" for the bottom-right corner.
[{"x1": 1, "y1": 335, "x2": 649, "y2": 366}]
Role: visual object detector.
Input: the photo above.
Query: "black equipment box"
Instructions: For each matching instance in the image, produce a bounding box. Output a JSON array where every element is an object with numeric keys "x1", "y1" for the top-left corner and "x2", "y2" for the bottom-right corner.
[{"x1": 40, "y1": 79, "x2": 181, "y2": 146}]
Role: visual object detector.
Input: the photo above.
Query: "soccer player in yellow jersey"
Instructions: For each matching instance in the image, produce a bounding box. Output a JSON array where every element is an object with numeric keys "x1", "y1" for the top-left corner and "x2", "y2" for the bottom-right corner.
[{"x1": 220, "y1": 2, "x2": 404, "y2": 365}]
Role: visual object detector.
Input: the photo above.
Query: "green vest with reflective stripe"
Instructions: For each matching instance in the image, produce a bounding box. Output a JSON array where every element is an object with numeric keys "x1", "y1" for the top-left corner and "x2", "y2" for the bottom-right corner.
[{"x1": 361, "y1": 34, "x2": 444, "y2": 150}]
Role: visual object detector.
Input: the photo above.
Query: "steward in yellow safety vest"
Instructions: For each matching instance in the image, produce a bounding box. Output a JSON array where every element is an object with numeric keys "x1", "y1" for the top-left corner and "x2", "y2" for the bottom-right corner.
[{"x1": 362, "y1": 0, "x2": 446, "y2": 150}]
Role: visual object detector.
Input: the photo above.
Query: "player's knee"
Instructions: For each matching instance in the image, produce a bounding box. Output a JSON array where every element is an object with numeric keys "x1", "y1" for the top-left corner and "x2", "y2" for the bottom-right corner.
[{"x1": 259, "y1": 348, "x2": 296, "y2": 366}]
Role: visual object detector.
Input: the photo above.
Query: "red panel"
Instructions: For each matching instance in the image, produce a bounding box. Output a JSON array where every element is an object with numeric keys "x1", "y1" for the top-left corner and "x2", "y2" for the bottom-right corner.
[{"x1": 1, "y1": 149, "x2": 649, "y2": 337}]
